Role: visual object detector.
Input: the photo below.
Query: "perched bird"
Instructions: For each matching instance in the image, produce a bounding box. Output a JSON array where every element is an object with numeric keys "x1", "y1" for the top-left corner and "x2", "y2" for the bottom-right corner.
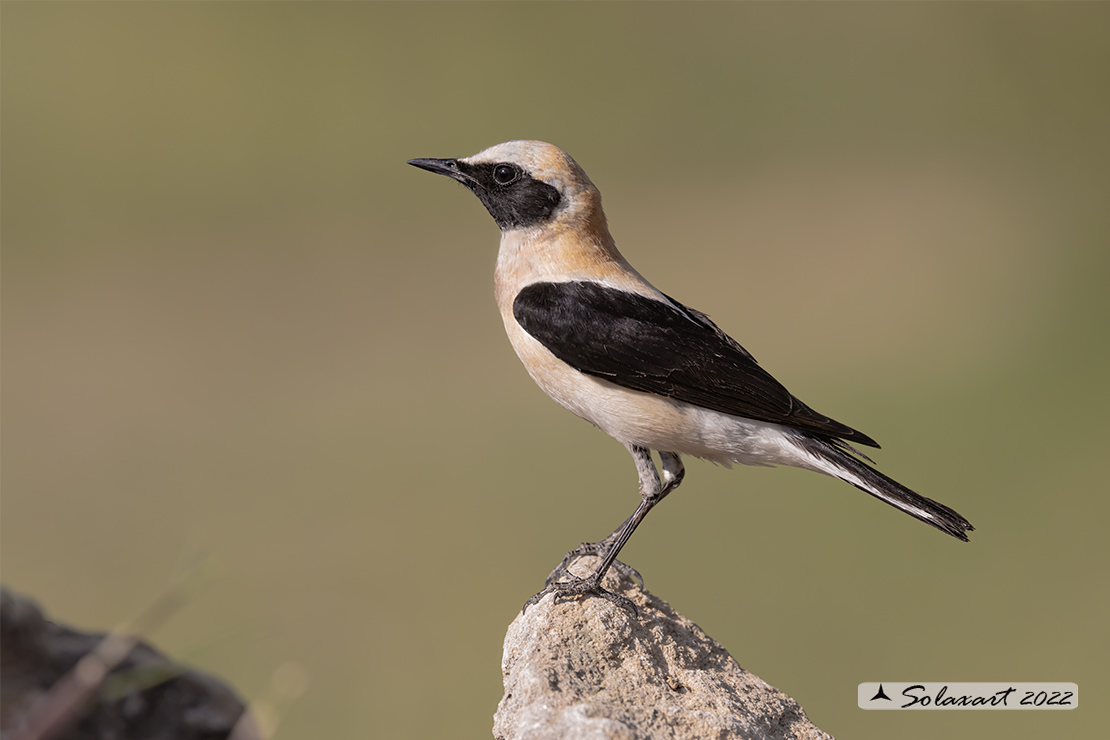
[{"x1": 409, "y1": 141, "x2": 973, "y2": 610}]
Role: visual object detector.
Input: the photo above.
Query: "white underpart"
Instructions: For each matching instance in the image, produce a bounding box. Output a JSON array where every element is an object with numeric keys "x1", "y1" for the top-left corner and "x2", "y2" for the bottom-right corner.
[{"x1": 504, "y1": 317, "x2": 813, "y2": 469}]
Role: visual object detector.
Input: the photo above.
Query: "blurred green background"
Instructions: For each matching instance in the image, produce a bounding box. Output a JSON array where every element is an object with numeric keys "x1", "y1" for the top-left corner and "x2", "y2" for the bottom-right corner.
[{"x1": 3, "y1": 3, "x2": 1108, "y2": 738}]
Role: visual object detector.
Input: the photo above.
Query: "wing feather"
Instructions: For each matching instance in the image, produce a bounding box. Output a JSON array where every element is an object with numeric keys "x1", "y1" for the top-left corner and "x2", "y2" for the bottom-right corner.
[{"x1": 512, "y1": 281, "x2": 879, "y2": 448}]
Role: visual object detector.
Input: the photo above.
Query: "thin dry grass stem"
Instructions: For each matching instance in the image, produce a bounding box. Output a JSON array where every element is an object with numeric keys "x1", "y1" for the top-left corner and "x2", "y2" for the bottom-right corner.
[
  {"x1": 9, "y1": 565, "x2": 203, "y2": 740},
  {"x1": 229, "y1": 661, "x2": 310, "y2": 740}
]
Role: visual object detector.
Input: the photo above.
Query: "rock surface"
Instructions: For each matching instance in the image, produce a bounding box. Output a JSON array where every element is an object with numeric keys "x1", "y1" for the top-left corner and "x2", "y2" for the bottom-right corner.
[
  {"x1": 0, "y1": 586, "x2": 256, "y2": 740},
  {"x1": 494, "y1": 557, "x2": 833, "y2": 740}
]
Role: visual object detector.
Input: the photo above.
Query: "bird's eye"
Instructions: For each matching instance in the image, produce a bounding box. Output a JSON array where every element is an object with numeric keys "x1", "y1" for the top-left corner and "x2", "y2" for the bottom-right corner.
[{"x1": 493, "y1": 164, "x2": 518, "y2": 185}]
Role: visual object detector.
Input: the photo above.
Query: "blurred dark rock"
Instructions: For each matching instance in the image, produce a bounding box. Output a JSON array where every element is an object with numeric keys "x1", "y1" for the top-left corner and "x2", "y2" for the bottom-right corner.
[
  {"x1": 0, "y1": 586, "x2": 256, "y2": 740},
  {"x1": 494, "y1": 557, "x2": 833, "y2": 740}
]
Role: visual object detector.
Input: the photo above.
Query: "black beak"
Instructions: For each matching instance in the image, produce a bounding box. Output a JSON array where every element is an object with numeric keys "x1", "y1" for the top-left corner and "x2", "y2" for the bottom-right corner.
[{"x1": 407, "y1": 157, "x2": 473, "y2": 184}]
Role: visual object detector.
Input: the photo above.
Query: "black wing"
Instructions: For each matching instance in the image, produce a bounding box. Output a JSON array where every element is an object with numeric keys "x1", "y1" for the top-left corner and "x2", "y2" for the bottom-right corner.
[{"x1": 512, "y1": 280, "x2": 879, "y2": 448}]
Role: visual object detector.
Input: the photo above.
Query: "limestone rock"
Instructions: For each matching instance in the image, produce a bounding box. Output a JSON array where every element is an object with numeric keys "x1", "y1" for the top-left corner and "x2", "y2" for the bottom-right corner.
[{"x1": 494, "y1": 557, "x2": 833, "y2": 740}]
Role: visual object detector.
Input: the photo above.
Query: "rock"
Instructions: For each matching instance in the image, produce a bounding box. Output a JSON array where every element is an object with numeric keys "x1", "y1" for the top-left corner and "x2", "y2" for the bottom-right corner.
[
  {"x1": 0, "y1": 586, "x2": 258, "y2": 740},
  {"x1": 493, "y1": 556, "x2": 833, "y2": 740}
]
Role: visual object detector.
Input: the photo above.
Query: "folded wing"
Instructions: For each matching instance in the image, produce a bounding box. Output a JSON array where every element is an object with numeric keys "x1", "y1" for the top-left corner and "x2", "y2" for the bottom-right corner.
[{"x1": 512, "y1": 280, "x2": 879, "y2": 448}]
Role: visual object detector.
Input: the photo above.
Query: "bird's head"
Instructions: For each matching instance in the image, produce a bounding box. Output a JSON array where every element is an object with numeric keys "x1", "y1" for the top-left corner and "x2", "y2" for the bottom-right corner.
[{"x1": 408, "y1": 141, "x2": 606, "y2": 235}]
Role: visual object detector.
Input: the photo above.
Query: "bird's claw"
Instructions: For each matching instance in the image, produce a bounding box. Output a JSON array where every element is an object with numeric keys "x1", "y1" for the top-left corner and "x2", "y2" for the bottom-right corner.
[
  {"x1": 543, "y1": 542, "x2": 597, "y2": 587},
  {"x1": 523, "y1": 573, "x2": 638, "y2": 615},
  {"x1": 543, "y1": 542, "x2": 644, "y2": 588}
]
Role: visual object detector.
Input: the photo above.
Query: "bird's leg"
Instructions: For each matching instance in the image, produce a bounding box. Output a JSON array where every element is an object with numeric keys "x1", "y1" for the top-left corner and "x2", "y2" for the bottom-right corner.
[
  {"x1": 541, "y1": 444, "x2": 663, "y2": 588},
  {"x1": 542, "y1": 510, "x2": 643, "y2": 589},
  {"x1": 541, "y1": 445, "x2": 665, "y2": 588},
  {"x1": 584, "y1": 448, "x2": 683, "y2": 584},
  {"x1": 525, "y1": 446, "x2": 685, "y2": 613},
  {"x1": 554, "y1": 451, "x2": 685, "y2": 582},
  {"x1": 658, "y1": 451, "x2": 686, "y2": 498}
]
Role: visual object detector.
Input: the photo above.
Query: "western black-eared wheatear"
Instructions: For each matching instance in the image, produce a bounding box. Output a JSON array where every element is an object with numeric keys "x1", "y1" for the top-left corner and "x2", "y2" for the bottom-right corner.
[{"x1": 409, "y1": 141, "x2": 973, "y2": 611}]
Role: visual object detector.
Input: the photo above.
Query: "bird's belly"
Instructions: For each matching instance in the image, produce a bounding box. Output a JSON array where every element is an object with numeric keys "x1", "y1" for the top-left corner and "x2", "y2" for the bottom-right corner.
[{"x1": 504, "y1": 320, "x2": 803, "y2": 468}]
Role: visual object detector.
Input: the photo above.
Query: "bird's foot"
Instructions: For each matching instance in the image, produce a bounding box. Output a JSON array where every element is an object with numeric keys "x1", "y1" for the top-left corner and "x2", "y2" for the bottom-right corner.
[
  {"x1": 543, "y1": 542, "x2": 643, "y2": 588},
  {"x1": 523, "y1": 572, "x2": 637, "y2": 615}
]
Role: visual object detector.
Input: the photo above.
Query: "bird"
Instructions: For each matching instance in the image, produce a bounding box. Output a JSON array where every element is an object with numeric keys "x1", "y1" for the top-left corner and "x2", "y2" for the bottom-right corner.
[{"x1": 408, "y1": 140, "x2": 973, "y2": 611}]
